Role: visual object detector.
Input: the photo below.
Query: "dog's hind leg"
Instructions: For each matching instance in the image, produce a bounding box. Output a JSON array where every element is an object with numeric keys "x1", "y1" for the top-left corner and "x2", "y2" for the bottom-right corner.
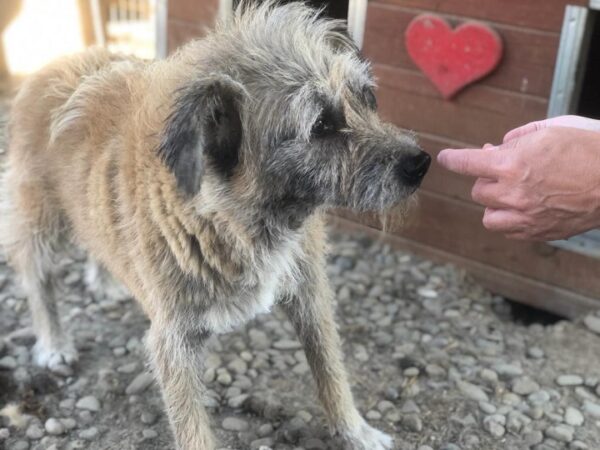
[
  {"x1": 146, "y1": 314, "x2": 217, "y2": 450},
  {"x1": 280, "y1": 266, "x2": 393, "y2": 450},
  {"x1": 0, "y1": 177, "x2": 77, "y2": 375}
]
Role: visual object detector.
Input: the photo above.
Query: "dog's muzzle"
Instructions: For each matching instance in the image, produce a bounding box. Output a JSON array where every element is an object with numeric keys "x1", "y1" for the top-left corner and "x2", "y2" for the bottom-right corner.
[{"x1": 396, "y1": 151, "x2": 431, "y2": 187}]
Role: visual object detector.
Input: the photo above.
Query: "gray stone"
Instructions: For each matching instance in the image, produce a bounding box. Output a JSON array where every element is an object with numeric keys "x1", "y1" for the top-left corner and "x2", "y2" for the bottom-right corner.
[
  {"x1": 257, "y1": 423, "x2": 273, "y2": 437},
  {"x1": 479, "y1": 368, "x2": 499, "y2": 384},
  {"x1": 44, "y1": 418, "x2": 66, "y2": 435},
  {"x1": 456, "y1": 380, "x2": 489, "y2": 402},
  {"x1": 493, "y1": 363, "x2": 523, "y2": 378},
  {"x1": 556, "y1": 375, "x2": 584, "y2": 386},
  {"x1": 565, "y1": 407, "x2": 584, "y2": 426},
  {"x1": 583, "y1": 401, "x2": 600, "y2": 418},
  {"x1": 528, "y1": 390, "x2": 551, "y2": 405},
  {"x1": 479, "y1": 401, "x2": 496, "y2": 414},
  {"x1": 79, "y1": 427, "x2": 99, "y2": 440},
  {"x1": 0, "y1": 355, "x2": 17, "y2": 370},
  {"x1": 217, "y1": 370, "x2": 232, "y2": 386},
  {"x1": 545, "y1": 424, "x2": 574, "y2": 443},
  {"x1": 366, "y1": 410, "x2": 381, "y2": 420},
  {"x1": 523, "y1": 430, "x2": 544, "y2": 446},
  {"x1": 528, "y1": 347, "x2": 545, "y2": 359},
  {"x1": 125, "y1": 372, "x2": 154, "y2": 395},
  {"x1": 12, "y1": 441, "x2": 29, "y2": 450},
  {"x1": 512, "y1": 376, "x2": 540, "y2": 395},
  {"x1": 273, "y1": 339, "x2": 302, "y2": 350},
  {"x1": 61, "y1": 418, "x2": 77, "y2": 430},
  {"x1": 583, "y1": 315, "x2": 600, "y2": 334},
  {"x1": 404, "y1": 367, "x2": 419, "y2": 377},
  {"x1": 402, "y1": 414, "x2": 423, "y2": 432},
  {"x1": 142, "y1": 429, "x2": 158, "y2": 440},
  {"x1": 222, "y1": 417, "x2": 249, "y2": 431},
  {"x1": 76, "y1": 395, "x2": 100, "y2": 412},
  {"x1": 250, "y1": 438, "x2": 275, "y2": 449},
  {"x1": 303, "y1": 438, "x2": 326, "y2": 450},
  {"x1": 141, "y1": 412, "x2": 158, "y2": 425},
  {"x1": 25, "y1": 424, "x2": 44, "y2": 440},
  {"x1": 400, "y1": 400, "x2": 420, "y2": 414},
  {"x1": 117, "y1": 362, "x2": 138, "y2": 374},
  {"x1": 483, "y1": 414, "x2": 506, "y2": 438}
]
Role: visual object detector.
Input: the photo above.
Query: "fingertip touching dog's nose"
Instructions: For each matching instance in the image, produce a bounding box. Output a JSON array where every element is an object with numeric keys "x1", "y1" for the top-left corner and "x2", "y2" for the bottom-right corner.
[{"x1": 397, "y1": 151, "x2": 431, "y2": 184}]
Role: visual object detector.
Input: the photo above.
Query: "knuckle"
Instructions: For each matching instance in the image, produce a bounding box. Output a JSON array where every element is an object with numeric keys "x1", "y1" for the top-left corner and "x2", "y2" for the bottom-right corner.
[
  {"x1": 482, "y1": 213, "x2": 498, "y2": 230},
  {"x1": 471, "y1": 184, "x2": 484, "y2": 202}
]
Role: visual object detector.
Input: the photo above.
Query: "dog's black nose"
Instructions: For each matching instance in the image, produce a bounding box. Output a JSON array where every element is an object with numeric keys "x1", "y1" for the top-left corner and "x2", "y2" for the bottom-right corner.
[{"x1": 397, "y1": 151, "x2": 431, "y2": 185}]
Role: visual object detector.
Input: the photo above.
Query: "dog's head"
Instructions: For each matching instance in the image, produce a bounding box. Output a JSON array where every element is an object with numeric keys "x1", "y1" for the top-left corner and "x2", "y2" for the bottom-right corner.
[{"x1": 158, "y1": 1, "x2": 430, "y2": 227}]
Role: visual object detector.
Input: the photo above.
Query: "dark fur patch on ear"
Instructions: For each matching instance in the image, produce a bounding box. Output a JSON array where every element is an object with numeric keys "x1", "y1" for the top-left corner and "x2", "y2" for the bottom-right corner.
[
  {"x1": 157, "y1": 78, "x2": 243, "y2": 196},
  {"x1": 204, "y1": 92, "x2": 241, "y2": 178}
]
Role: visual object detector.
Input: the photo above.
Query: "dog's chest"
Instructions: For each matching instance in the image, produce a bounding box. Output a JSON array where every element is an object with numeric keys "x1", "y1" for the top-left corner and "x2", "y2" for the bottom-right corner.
[{"x1": 203, "y1": 238, "x2": 303, "y2": 333}]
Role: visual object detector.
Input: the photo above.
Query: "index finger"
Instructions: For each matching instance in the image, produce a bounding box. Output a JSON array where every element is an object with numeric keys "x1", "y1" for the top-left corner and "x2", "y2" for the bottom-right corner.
[{"x1": 437, "y1": 148, "x2": 503, "y2": 179}]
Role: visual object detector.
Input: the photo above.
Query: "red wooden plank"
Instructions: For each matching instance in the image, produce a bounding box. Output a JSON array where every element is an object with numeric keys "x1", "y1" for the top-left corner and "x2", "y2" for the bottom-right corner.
[
  {"x1": 374, "y1": 65, "x2": 548, "y2": 146},
  {"x1": 372, "y1": 0, "x2": 586, "y2": 33}
]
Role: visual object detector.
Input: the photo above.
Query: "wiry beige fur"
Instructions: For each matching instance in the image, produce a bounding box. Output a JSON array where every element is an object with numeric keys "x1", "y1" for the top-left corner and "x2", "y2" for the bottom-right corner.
[{"x1": 0, "y1": 2, "x2": 430, "y2": 449}]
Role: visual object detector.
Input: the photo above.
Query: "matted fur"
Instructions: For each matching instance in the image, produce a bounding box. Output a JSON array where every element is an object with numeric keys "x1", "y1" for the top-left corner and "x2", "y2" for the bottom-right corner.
[{"x1": 0, "y1": 2, "x2": 430, "y2": 449}]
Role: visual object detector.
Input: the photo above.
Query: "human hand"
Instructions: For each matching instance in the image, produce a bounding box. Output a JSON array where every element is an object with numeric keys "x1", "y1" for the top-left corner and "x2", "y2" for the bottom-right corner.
[
  {"x1": 437, "y1": 120, "x2": 600, "y2": 241},
  {"x1": 503, "y1": 115, "x2": 600, "y2": 142}
]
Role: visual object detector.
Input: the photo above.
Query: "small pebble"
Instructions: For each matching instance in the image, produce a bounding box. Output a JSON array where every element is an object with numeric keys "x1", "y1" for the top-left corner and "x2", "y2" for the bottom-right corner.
[
  {"x1": 44, "y1": 418, "x2": 65, "y2": 435},
  {"x1": 76, "y1": 395, "x2": 100, "y2": 412},
  {"x1": 125, "y1": 372, "x2": 154, "y2": 394},
  {"x1": 565, "y1": 407, "x2": 584, "y2": 426},
  {"x1": 222, "y1": 417, "x2": 249, "y2": 431},
  {"x1": 79, "y1": 427, "x2": 99, "y2": 440},
  {"x1": 142, "y1": 429, "x2": 158, "y2": 440},
  {"x1": 456, "y1": 380, "x2": 489, "y2": 402},
  {"x1": 557, "y1": 375, "x2": 584, "y2": 386},
  {"x1": 512, "y1": 376, "x2": 540, "y2": 395},
  {"x1": 545, "y1": 424, "x2": 574, "y2": 443}
]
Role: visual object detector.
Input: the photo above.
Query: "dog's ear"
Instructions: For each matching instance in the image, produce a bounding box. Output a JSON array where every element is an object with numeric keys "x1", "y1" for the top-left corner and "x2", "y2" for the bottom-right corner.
[{"x1": 158, "y1": 75, "x2": 244, "y2": 196}]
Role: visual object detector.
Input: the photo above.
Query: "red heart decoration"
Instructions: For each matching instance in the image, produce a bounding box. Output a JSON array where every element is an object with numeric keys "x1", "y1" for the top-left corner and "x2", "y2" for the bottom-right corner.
[{"x1": 405, "y1": 14, "x2": 503, "y2": 99}]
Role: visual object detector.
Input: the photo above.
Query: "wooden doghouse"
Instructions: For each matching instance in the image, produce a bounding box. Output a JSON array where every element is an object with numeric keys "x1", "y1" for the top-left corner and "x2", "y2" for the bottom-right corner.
[{"x1": 161, "y1": 0, "x2": 600, "y2": 318}]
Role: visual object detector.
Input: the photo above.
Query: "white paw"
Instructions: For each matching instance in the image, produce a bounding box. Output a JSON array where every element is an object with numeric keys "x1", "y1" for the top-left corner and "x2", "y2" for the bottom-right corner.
[
  {"x1": 33, "y1": 340, "x2": 78, "y2": 376},
  {"x1": 337, "y1": 417, "x2": 394, "y2": 450}
]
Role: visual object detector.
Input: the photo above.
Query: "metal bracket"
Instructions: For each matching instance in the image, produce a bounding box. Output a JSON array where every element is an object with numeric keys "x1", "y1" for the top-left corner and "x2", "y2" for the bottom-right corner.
[
  {"x1": 548, "y1": 5, "x2": 590, "y2": 117},
  {"x1": 155, "y1": 0, "x2": 168, "y2": 59},
  {"x1": 348, "y1": 0, "x2": 367, "y2": 49},
  {"x1": 219, "y1": 0, "x2": 233, "y2": 21}
]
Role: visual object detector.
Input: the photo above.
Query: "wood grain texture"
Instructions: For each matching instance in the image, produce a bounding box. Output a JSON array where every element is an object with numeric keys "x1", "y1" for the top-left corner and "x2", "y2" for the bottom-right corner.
[
  {"x1": 375, "y1": 65, "x2": 548, "y2": 145},
  {"x1": 363, "y1": 4, "x2": 561, "y2": 97},
  {"x1": 168, "y1": 0, "x2": 219, "y2": 24},
  {"x1": 167, "y1": 19, "x2": 212, "y2": 54},
  {"x1": 371, "y1": 0, "x2": 586, "y2": 33}
]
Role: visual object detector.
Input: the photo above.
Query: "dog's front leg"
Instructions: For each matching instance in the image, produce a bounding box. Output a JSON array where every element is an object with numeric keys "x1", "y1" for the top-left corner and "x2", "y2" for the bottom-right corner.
[
  {"x1": 280, "y1": 269, "x2": 393, "y2": 450},
  {"x1": 146, "y1": 316, "x2": 216, "y2": 450}
]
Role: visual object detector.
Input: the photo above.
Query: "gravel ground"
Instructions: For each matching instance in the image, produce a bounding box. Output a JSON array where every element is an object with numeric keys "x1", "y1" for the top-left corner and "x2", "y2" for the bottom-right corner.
[{"x1": 2, "y1": 93, "x2": 600, "y2": 450}]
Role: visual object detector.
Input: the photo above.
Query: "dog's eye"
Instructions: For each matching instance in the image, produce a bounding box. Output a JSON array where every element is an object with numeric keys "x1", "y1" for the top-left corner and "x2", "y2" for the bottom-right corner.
[{"x1": 312, "y1": 115, "x2": 336, "y2": 137}]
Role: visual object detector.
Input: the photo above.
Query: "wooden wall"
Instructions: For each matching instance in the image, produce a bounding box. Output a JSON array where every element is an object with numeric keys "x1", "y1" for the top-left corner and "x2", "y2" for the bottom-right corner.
[
  {"x1": 165, "y1": 0, "x2": 600, "y2": 318},
  {"x1": 357, "y1": 0, "x2": 600, "y2": 318},
  {"x1": 166, "y1": 0, "x2": 219, "y2": 54}
]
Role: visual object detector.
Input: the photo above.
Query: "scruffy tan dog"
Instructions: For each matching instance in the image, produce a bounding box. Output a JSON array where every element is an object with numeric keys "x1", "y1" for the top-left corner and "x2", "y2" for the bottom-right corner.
[{"x1": 0, "y1": 2, "x2": 430, "y2": 449}]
